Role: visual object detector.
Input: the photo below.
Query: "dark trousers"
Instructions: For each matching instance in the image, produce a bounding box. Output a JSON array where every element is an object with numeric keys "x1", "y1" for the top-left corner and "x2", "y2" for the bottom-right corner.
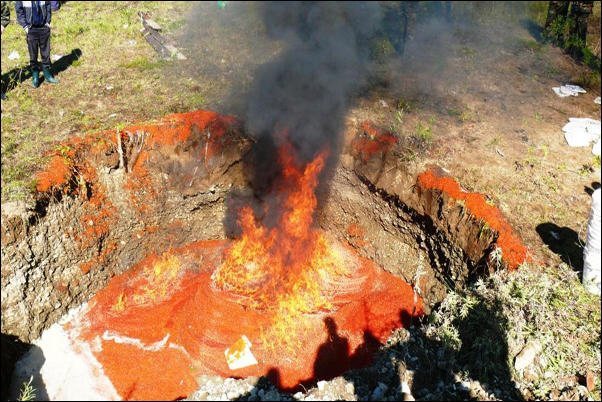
[{"x1": 26, "y1": 26, "x2": 51, "y2": 71}]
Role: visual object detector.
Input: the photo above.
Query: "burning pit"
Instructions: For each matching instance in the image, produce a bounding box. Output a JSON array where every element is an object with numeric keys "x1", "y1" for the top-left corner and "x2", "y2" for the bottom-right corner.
[{"x1": 1, "y1": 110, "x2": 527, "y2": 400}]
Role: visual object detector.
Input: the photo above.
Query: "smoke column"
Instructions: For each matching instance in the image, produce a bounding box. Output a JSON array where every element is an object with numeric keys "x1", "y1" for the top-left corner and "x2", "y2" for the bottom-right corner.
[{"x1": 243, "y1": 2, "x2": 383, "y2": 163}]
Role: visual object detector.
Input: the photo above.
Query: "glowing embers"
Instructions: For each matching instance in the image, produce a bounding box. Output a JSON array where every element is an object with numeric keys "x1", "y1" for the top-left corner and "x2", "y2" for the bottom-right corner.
[{"x1": 76, "y1": 145, "x2": 424, "y2": 400}]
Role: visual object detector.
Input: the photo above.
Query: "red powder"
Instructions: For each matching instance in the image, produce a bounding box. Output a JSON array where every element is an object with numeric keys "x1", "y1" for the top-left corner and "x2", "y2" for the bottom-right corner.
[
  {"x1": 351, "y1": 121, "x2": 398, "y2": 162},
  {"x1": 79, "y1": 240, "x2": 423, "y2": 400},
  {"x1": 417, "y1": 168, "x2": 528, "y2": 269},
  {"x1": 35, "y1": 155, "x2": 72, "y2": 192}
]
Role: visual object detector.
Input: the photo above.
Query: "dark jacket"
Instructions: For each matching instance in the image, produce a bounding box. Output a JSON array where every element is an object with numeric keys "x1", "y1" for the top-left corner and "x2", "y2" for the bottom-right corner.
[
  {"x1": 15, "y1": 1, "x2": 52, "y2": 30},
  {"x1": 1, "y1": 1, "x2": 10, "y2": 28}
]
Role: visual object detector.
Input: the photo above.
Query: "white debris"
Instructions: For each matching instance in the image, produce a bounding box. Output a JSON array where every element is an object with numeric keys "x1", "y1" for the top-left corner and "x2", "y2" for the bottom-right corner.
[
  {"x1": 224, "y1": 335, "x2": 258, "y2": 370},
  {"x1": 401, "y1": 381, "x2": 415, "y2": 401},
  {"x1": 553, "y1": 84, "x2": 587, "y2": 97},
  {"x1": 379, "y1": 99, "x2": 389, "y2": 108},
  {"x1": 562, "y1": 118, "x2": 601, "y2": 149},
  {"x1": 8, "y1": 50, "x2": 20, "y2": 60},
  {"x1": 51, "y1": 54, "x2": 64, "y2": 62},
  {"x1": 595, "y1": 96, "x2": 601, "y2": 105},
  {"x1": 593, "y1": 138, "x2": 601, "y2": 157},
  {"x1": 583, "y1": 189, "x2": 601, "y2": 295}
]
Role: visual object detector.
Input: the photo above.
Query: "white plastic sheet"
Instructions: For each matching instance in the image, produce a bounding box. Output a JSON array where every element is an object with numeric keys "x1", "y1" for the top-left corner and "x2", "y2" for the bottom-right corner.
[
  {"x1": 583, "y1": 188, "x2": 601, "y2": 295},
  {"x1": 562, "y1": 118, "x2": 601, "y2": 149},
  {"x1": 552, "y1": 84, "x2": 587, "y2": 97}
]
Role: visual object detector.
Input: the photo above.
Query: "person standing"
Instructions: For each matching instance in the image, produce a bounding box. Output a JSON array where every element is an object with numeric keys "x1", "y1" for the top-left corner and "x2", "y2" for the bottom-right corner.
[
  {"x1": 1, "y1": 1, "x2": 10, "y2": 100},
  {"x1": 15, "y1": 1, "x2": 59, "y2": 88}
]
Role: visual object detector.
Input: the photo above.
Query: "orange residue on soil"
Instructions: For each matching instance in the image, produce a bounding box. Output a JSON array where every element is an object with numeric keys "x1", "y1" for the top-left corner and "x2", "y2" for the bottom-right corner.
[
  {"x1": 121, "y1": 110, "x2": 238, "y2": 216},
  {"x1": 35, "y1": 155, "x2": 72, "y2": 192},
  {"x1": 417, "y1": 168, "x2": 528, "y2": 269},
  {"x1": 351, "y1": 121, "x2": 398, "y2": 162},
  {"x1": 77, "y1": 141, "x2": 423, "y2": 400},
  {"x1": 346, "y1": 223, "x2": 365, "y2": 239}
]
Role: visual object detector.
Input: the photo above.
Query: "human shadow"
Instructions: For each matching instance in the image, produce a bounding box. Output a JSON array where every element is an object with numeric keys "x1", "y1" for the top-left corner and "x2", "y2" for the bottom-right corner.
[
  {"x1": 520, "y1": 18, "x2": 544, "y2": 42},
  {"x1": 1, "y1": 48, "x2": 82, "y2": 94},
  {"x1": 341, "y1": 297, "x2": 522, "y2": 400},
  {"x1": 536, "y1": 222, "x2": 584, "y2": 274},
  {"x1": 1, "y1": 333, "x2": 49, "y2": 401},
  {"x1": 230, "y1": 295, "x2": 522, "y2": 400}
]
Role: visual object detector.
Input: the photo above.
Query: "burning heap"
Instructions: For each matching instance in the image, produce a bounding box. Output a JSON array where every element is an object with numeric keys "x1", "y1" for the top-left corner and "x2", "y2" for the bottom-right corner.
[{"x1": 67, "y1": 139, "x2": 423, "y2": 400}]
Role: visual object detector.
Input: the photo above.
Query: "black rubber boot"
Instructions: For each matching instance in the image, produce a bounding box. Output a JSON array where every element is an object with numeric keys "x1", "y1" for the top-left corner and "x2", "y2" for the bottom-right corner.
[
  {"x1": 43, "y1": 68, "x2": 59, "y2": 84},
  {"x1": 31, "y1": 70, "x2": 40, "y2": 88}
]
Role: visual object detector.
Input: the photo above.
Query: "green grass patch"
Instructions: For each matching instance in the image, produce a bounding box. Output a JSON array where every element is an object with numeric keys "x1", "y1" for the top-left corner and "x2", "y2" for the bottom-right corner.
[{"x1": 414, "y1": 121, "x2": 433, "y2": 143}]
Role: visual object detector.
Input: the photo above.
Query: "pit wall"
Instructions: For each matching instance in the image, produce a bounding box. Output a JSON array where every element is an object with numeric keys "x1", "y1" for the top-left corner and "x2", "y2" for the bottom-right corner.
[
  {"x1": 349, "y1": 122, "x2": 529, "y2": 279},
  {"x1": 0, "y1": 111, "x2": 529, "y2": 342},
  {"x1": 1, "y1": 111, "x2": 250, "y2": 341}
]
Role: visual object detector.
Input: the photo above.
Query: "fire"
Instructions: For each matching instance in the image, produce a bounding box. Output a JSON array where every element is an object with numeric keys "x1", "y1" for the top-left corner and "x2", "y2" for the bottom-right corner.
[
  {"x1": 212, "y1": 142, "x2": 352, "y2": 349},
  {"x1": 73, "y1": 136, "x2": 423, "y2": 400}
]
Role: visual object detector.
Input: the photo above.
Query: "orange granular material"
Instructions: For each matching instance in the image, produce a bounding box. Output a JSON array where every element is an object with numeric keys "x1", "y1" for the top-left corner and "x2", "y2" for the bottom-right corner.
[
  {"x1": 417, "y1": 168, "x2": 528, "y2": 269},
  {"x1": 35, "y1": 155, "x2": 72, "y2": 192},
  {"x1": 351, "y1": 121, "x2": 398, "y2": 162},
  {"x1": 96, "y1": 341, "x2": 196, "y2": 401},
  {"x1": 80, "y1": 240, "x2": 423, "y2": 399},
  {"x1": 346, "y1": 223, "x2": 365, "y2": 239}
]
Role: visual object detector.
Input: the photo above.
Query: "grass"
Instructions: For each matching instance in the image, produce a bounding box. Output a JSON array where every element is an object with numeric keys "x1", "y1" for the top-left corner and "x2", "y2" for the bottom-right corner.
[
  {"x1": 18, "y1": 376, "x2": 36, "y2": 402},
  {"x1": 1, "y1": 1, "x2": 197, "y2": 203},
  {"x1": 414, "y1": 121, "x2": 433, "y2": 143},
  {"x1": 425, "y1": 263, "x2": 601, "y2": 400}
]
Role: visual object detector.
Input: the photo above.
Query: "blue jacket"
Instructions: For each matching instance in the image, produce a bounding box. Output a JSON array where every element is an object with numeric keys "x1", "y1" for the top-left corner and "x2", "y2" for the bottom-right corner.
[{"x1": 15, "y1": 1, "x2": 51, "y2": 30}]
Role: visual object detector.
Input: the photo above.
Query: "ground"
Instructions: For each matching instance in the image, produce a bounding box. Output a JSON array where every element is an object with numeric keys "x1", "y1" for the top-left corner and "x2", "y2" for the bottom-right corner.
[{"x1": 1, "y1": 1, "x2": 601, "y2": 401}]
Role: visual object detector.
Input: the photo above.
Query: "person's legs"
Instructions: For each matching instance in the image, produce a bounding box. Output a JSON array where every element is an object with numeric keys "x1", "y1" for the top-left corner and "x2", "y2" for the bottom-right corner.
[
  {"x1": 39, "y1": 26, "x2": 57, "y2": 84},
  {"x1": 27, "y1": 28, "x2": 41, "y2": 87}
]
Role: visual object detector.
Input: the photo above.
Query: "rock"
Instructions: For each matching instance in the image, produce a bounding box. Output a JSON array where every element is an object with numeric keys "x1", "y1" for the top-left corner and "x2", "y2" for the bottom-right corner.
[
  {"x1": 371, "y1": 383, "x2": 387, "y2": 400},
  {"x1": 586, "y1": 371, "x2": 595, "y2": 391},
  {"x1": 514, "y1": 340, "x2": 542, "y2": 371}
]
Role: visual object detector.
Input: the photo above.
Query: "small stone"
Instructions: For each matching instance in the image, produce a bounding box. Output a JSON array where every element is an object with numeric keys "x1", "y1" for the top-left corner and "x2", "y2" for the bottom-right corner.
[
  {"x1": 514, "y1": 340, "x2": 541, "y2": 371},
  {"x1": 317, "y1": 381, "x2": 327, "y2": 391},
  {"x1": 293, "y1": 391, "x2": 303, "y2": 399}
]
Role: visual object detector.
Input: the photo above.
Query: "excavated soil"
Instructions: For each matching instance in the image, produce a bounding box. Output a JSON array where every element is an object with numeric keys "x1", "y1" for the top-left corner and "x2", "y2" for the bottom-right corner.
[{"x1": 0, "y1": 110, "x2": 528, "y2": 399}]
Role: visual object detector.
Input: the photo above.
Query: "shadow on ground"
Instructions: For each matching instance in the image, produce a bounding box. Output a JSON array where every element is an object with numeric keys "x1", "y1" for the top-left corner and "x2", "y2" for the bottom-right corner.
[
  {"x1": 1, "y1": 333, "x2": 48, "y2": 401},
  {"x1": 536, "y1": 222, "x2": 584, "y2": 275},
  {"x1": 520, "y1": 18, "x2": 543, "y2": 42},
  {"x1": 1, "y1": 48, "x2": 82, "y2": 94},
  {"x1": 231, "y1": 294, "x2": 522, "y2": 401}
]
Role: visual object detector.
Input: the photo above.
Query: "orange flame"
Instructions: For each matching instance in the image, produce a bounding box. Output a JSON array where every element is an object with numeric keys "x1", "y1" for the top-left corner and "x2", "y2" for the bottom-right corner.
[{"x1": 212, "y1": 142, "x2": 351, "y2": 349}]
